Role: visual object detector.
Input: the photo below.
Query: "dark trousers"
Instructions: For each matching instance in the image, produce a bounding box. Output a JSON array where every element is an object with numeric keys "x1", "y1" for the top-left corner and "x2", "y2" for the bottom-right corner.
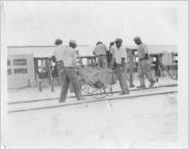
[
  {"x1": 57, "y1": 61, "x2": 63, "y2": 84},
  {"x1": 97, "y1": 55, "x2": 107, "y2": 68},
  {"x1": 127, "y1": 61, "x2": 135, "y2": 87},
  {"x1": 60, "y1": 67, "x2": 82, "y2": 101},
  {"x1": 138, "y1": 59, "x2": 155, "y2": 86},
  {"x1": 114, "y1": 64, "x2": 129, "y2": 93}
]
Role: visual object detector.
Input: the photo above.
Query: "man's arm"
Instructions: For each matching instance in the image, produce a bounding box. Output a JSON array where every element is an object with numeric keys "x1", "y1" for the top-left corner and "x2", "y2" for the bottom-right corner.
[
  {"x1": 121, "y1": 47, "x2": 127, "y2": 63},
  {"x1": 103, "y1": 44, "x2": 108, "y2": 53},
  {"x1": 121, "y1": 47, "x2": 127, "y2": 70},
  {"x1": 93, "y1": 47, "x2": 96, "y2": 56},
  {"x1": 51, "y1": 55, "x2": 56, "y2": 62},
  {"x1": 73, "y1": 50, "x2": 78, "y2": 66},
  {"x1": 53, "y1": 50, "x2": 57, "y2": 61},
  {"x1": 144, "y1": 53, "x2": 149, "y2": 59},
  {"x1": 143, "y1": 44, "x2": 149, "y2": 59},
  {"x1": 109, "y1": 47, "x2": 115, "y2": 69}
]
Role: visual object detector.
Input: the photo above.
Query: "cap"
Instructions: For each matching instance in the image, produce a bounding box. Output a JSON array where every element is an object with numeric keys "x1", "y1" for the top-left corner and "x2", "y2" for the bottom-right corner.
[
  {"x1": 54, "y1": 39, "x2": 62, "y2": 45},
  {"x1": 115, "y1": 38, "x2": 123, "y2": 43},
  {"x1": 69, "y1": 39, "x2": 77, "y2": 45},
  {"x1": 133, "y1": 36, "x2": 141, "y2": 41},
  {"x1": 96, "y1": 41, "x2": 103, "y2": 45}
]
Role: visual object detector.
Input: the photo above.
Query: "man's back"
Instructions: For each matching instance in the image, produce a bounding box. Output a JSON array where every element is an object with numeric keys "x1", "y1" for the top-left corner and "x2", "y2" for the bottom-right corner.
[
  {"x1": 137, "y1": 44, "x2": 149, "y2": 59},
  {"x1": 112, "y1": 45, "x2": 127, "y2": 64},
  {"x1": 54, "y1": 45, "x2": 65, "y2": 61},
  {"x1": 62, "y1": 46, "x2": 76, "y2": 67},
  {"x1": 54, "y1": 45, "x2": 76, "y2": 67},
  {"x1": 93, "y1": 43, "x2": 107, "y2": 56}
]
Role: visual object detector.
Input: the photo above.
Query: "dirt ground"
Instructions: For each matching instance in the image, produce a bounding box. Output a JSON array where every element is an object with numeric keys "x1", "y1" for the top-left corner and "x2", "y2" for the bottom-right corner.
[{"x1": 5, "y1": 92, "x2": 177, "y2": 149}]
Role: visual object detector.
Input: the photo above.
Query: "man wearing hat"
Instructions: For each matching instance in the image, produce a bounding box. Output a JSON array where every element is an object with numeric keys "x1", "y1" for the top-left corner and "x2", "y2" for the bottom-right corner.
[
  {"x1": 93, "y1": 41, "x2": 108, "y2": 68},
  {"x1": 111, "y1": 38, "x2": 129, "y2": 95},
  {"x1": 59, "y1": 39, "x2": 84, "y2": 102},
  {"x1": 133, "y1": 36, "x2": 155, "y2": 88},
  {"x1": 54, "y1": 39, "x2": 64, "y2": 84},
  {"x1": 126, "y1": 48, "x2": 135, "y2": 88}
]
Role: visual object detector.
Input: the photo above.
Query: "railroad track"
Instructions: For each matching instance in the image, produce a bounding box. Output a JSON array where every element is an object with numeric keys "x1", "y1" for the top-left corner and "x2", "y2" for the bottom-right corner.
[
  {"x1": 8, "y1": 83, "x2": 177, "y2": 105},
  {"x1": 8, "y1": 84, "x2": 177, "y2": 114}
]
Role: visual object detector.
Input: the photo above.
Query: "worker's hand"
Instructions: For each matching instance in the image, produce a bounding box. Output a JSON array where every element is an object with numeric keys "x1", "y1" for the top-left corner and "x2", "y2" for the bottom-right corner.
[
  {"x1": 60, "y1": 68, "x2": 64, "y2": 74},
  {"x1": 145, "y1": 54, "x2": 149, "y2": 59},
  {"x1": 122, "y1": 63, "x2": 127, "y2": 72},
  {"x1": 74, "y1": 67, "x2": 80, "y2": 75},
  {"x1": 110, "y1": 59, "x2": 115, "y2": 69},
  {"x1": 121, "y1": 58, "x2": 125, "y2": 64}
]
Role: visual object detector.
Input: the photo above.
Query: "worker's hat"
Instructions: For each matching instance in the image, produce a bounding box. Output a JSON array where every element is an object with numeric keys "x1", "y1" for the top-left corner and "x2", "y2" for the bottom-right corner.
[
  {"x1": 115, "y1": 38, "x2": 123, "y2": 43},
  {"x1": 69, "y1": 39, "x2": 77, "y2": 45},
  {"x1": 54, "y1": 39, "x2": 62, "y2": 45},
  {"x1": 133, "y1": 36, "x2": 141, "y2": 41}
]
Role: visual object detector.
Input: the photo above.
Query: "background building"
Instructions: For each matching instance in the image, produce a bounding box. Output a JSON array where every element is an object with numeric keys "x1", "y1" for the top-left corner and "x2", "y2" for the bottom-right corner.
[{"x1": 7, "y1": 45, "x2": 178, "y2": 89}]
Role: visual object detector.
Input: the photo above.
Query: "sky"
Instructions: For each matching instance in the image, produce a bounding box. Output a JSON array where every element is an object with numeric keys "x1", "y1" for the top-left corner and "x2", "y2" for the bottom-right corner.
[{"x1": 2, "y1": 1, "x2": 188, "y2": 47}]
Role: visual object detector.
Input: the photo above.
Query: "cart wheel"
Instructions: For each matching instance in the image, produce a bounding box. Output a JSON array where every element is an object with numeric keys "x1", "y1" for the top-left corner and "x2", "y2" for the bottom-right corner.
[
  {"x1": 165, "y1": 65, "x2": 177, "y2": 80},
  {"x1": 93, "y1": 88, "x2": 108, "y2": 99},
  {"x1": 81, "y1": 83, "x2": 95, "y2": 96},
  {"x1": 169, "y1": 65, "x2": 178, "y2": 80}
]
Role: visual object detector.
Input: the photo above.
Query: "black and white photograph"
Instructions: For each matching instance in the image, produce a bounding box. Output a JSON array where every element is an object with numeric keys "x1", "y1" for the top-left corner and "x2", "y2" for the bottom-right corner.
[{"x1": 1, "y1": 0, "x2": 188, "y2": 149}]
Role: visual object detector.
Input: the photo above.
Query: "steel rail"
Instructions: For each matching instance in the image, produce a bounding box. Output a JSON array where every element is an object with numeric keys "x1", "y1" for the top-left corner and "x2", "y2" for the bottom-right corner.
[
  {"x1": 8, "y1": 90, "x2": 177, "y2": 114},
  {"x1": 8, "y1": 83, "x2": 177, "y2": 105}
]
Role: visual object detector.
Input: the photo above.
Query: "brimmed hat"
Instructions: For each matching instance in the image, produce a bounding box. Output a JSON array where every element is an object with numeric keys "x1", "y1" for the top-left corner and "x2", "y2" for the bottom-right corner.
[
  {"x1": 133, "y1": 36, "x2": 141, "y2": 41},
  {"x1": 96, "y1": 41, "x2": 103, "y2": 45},
  {"x1": 54, "y1": 39, "x2": 62, "y2": 45},
  {"x1": 115, "y1": 38, "x2": 123, "y2": 43},
  {"x1": 69, "y1": 39, "x2": 77, "y2": 45}
]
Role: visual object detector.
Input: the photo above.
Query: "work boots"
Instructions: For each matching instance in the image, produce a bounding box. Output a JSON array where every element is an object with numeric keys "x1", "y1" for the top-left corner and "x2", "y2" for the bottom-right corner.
[
  {"x1": 137, "y1": 85, "x2": 146, "y2": 89},
  {"x1": 149, "y1": 80, "x2": 155, "y2": 88}
]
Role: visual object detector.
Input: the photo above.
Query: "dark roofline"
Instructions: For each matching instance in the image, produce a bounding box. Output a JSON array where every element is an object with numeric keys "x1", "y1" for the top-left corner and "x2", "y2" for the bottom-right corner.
[
  {"x1": 8, "y1": 45, "x2": 55, "y2": 48},
  {"x1": 7, "y1": 45, "x2": 89, "y2": 48},
  {"x1": 7, "y1": 44, "x2": 177, "y2": 49}
]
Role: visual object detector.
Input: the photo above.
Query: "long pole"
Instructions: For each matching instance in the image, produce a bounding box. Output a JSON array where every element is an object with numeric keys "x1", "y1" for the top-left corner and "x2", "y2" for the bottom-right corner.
[{"x1": 47, "y1": 58, "x2": 54, "y2": 92}]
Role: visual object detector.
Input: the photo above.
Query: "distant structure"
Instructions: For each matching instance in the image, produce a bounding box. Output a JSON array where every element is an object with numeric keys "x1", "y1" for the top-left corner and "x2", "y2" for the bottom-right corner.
[
  {"x1": 7, "y1": 45, "x2": 177, "y2": 89},
  {"x1": 7, "y1": 54, "x2": 35, "y2": 88},
  {"x1": 7, "y1": 45, "x2": 90, "y2": 89}
]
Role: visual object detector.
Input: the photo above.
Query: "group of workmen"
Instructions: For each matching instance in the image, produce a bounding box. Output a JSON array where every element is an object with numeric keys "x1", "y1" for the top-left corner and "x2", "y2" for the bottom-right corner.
[{"x1": 54, "y1": 37, "x2": 155, "y2": 103}]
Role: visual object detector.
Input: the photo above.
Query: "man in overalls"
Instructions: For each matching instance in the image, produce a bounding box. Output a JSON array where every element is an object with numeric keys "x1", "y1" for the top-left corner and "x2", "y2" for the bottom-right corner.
[
  {"x1": 111, "y1": 38, "x2": 129, "y2": 95},
  {"x1": 126, "y1": 48, "x2": 135, "y2": 88},
  {"x1": 58, "y1": 40, "x2": 84, "y2": 102},
  {"x1": 133, "y1": 37, "x2": 155, "y2": 88},
  {"x1": 54, "y1": 39, "x2": 64, "y2": 84},
  {"x1": 93, "y1": 41, "x2": 108, "y2": 68}
]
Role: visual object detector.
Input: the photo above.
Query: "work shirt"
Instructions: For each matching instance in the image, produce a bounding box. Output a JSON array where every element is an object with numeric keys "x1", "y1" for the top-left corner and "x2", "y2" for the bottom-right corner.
[
  {"x1": 162, "y1": 52, "x2": 173, "y2": 66},
  {"x1": 54, "y1": 45, "x2": 65, "y2": 61},
  {"x1": 54, "y1": 45, "x2": 77, "y2": 67},
  {"x1": 109, "y1": 45, "x2": 114, "y2": 55},
  {"x1": 93, "y1": 43, "x2": 107, "y2": 56},
  {"x1": 137, "y1": 44, "x2": 149, "y2": 59},
  {"x1": 111, "y1": 45, "x2": 127, "y2": 64}
]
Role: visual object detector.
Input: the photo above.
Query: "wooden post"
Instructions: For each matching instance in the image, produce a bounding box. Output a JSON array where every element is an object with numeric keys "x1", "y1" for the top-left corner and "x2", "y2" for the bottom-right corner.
[
  {"x1": 47, "y1": 58, "x2": 54, "y2": 92},
  {"x1": 46, "y1": 59, "x2": 51, "y2": 85},
  {"x1": 39, "y1": 79, "x2": 42, "y2": 92},
  {"x1": 57, "y1": 76, "x2": 60, "y2": 86},
  {"x1": 51, "y1": 78, "x2": 54, "y2": 92},
  {"x1": 27, "y1": 79, "x2": 31, "y2": 87}
]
